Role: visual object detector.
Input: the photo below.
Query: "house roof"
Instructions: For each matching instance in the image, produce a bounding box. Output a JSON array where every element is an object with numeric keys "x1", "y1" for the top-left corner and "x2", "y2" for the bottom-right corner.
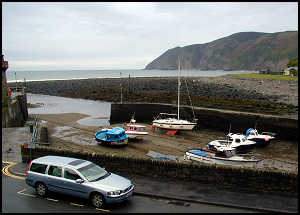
[{"x1": 286, "y1": 66, "x2": 298, "y2": 70}]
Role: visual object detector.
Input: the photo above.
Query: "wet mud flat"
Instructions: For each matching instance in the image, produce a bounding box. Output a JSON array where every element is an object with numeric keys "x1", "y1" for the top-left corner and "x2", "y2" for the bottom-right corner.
[{"x1": 35, "y1": 113, "x2": 298, "y2": 174}]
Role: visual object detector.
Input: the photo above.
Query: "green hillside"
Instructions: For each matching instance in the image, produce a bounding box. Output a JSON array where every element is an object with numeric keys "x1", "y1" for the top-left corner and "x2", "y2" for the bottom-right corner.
[{"x1": 145, "y1": 31, "x2": 298, "y2": 71}]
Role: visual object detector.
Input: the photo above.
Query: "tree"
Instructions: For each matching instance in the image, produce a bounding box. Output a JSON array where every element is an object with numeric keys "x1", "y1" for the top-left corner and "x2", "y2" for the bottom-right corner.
[{"x1": 287, "y1": 57, "x2": 298, "y2": 67}]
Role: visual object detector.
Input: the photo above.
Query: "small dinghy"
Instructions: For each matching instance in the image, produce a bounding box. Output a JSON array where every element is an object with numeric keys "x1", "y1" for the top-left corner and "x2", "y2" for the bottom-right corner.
[{"x1": 184, "y1": 146, "x2": 261, "y2": 168}]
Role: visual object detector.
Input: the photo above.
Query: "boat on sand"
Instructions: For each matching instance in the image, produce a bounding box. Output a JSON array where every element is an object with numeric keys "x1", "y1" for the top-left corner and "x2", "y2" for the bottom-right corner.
[
  {"x1": 208, "y1": 133, "x2": 256, "y2": 152},
  {"x1": 95, "y1": 127, "x2": 128, "y2": 146},
  {"x1": 152, "y1": 57, "x2": 197, "y2": 131},
  {"x1": 125, "y1": 117, "x2": 148, "y2": 139},
  {"x1": 184, "y1": 146, "x2": 261, "y2": 167}
]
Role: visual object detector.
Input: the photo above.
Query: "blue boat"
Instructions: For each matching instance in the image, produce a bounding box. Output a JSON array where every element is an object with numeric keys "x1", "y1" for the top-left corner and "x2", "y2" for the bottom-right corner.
[{"x1": 95, "y1": 127, "x2": 128, "y2": 146}]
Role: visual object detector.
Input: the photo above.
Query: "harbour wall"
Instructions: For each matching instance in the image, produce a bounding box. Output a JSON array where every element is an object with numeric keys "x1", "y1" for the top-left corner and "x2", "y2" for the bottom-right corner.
[
  {"x1": 21, "y1": 145, "x2": 298, "y2": 196},
  {"x1": 110, "y1": 103, "x2": 298, "y2": 141},
  {"x1": 2, "y1": 94, "x2": 28, "y2": 127}
]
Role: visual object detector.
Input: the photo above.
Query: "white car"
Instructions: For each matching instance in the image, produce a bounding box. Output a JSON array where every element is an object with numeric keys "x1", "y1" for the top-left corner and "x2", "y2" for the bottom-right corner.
[{"x1": 25, "y1": 155, "x2": 134, "y2": 208}]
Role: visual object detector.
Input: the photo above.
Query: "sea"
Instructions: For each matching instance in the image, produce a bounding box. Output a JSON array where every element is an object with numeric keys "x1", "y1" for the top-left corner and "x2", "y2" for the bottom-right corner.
[{"x1": 6, "y1": 69, "x2": 258, "y2": 83}]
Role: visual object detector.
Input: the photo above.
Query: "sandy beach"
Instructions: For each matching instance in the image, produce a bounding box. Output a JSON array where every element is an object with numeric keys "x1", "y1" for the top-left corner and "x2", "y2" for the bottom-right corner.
[{"x1": 27, "y1": 111, "x2": 298, "y2": 174}]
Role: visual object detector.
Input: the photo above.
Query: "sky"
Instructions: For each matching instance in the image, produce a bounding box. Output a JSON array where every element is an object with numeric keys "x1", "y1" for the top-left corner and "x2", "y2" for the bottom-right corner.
[{"x1": 2, "y1": 2, "x2": 298, "y2": 71}]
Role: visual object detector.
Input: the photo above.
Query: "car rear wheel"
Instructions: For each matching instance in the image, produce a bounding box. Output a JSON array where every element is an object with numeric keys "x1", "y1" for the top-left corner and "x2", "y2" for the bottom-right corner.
[
  {"x1": 35, "y1": 182, "x2": 47, "y2": 197},
  {"x1": 91, "y1": 193, "x2": 105, "y2": 208}
]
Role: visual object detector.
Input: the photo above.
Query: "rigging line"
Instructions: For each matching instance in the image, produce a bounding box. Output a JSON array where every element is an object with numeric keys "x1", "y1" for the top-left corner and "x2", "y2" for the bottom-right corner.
[{"x1": 184, "y1": 79, "x2": 196, "y2": 121}]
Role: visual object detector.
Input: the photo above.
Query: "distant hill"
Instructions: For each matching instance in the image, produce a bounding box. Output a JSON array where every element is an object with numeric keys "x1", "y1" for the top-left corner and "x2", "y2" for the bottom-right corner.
[{"x1": 145, "y1": 31, "x2": 298, "y2": 71}]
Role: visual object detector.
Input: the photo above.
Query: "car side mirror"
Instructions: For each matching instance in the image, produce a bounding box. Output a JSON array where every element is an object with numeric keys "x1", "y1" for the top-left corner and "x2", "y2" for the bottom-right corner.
[{"x1": 76, "y1": 179, "x2": 84, "y2": 184}]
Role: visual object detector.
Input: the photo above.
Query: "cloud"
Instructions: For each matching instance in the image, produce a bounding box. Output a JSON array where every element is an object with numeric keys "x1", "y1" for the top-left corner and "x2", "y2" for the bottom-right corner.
[{"x1": 2, "y1": 2, "x2": 298, "y2": 70}]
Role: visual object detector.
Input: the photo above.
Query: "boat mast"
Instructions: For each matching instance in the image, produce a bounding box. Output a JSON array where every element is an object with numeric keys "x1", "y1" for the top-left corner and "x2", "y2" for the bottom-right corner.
[
  {"x1": 178, "y1": 56, "x2": 181, "y2": 120},
  {"x1": 120, "y1": 72, "x2": 123, "y2": 104}
]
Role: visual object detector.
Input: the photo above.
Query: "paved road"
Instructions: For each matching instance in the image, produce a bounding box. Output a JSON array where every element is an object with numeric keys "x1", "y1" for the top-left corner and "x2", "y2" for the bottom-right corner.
[{"x1": 2, "y1": 162, "x2": 257, "y2": 213}]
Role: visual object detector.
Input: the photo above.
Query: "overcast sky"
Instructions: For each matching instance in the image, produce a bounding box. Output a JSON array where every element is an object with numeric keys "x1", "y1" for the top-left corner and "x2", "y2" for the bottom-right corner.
[{"x1": 2, "y1": 2, "x2": 298, "y2": 71}]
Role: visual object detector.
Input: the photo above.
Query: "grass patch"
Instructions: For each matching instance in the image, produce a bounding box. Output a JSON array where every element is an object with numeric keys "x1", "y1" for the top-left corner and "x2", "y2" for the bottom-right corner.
[{"x1": 228, "y1": 73, "x2": 298, "y2": 81}]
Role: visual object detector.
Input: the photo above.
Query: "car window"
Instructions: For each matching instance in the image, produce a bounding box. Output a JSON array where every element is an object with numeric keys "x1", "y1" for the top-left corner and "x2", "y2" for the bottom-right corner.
[
  {"x1": 30, "y1": 163, "x2": 47, "y2": 174},
  {"x1": 48, "y1": 166, "x2": 62, "y2": 177},
  {"x1": 77, "y1": 163, "x2": 109, "y2": 182},
  {"x1": 64, "y1": 168, "x2": 82, "y2": 181}
]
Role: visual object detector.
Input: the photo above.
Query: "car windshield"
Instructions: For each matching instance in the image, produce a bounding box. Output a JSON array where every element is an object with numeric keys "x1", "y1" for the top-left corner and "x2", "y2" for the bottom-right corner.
[{"x1": 77, "y1": 163, "x2": 109, "y2": 182}]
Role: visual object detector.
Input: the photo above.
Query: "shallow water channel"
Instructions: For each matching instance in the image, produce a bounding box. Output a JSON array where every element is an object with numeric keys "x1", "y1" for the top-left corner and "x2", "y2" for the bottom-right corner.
[{"x1": 27, "y1": 93, "x2": 111, "y2": 127}]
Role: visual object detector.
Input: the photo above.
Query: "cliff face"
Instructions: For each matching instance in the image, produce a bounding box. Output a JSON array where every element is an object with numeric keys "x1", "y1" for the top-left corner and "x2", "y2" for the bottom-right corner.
[{"x1": 145, "y1": 31, "x2": 298, "y2": 71}]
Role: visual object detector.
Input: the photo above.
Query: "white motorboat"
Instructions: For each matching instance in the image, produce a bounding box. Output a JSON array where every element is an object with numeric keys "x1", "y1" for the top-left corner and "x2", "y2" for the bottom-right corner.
[
  {"x1": 152, "y1": 58, "x2": 197, "y2": 131},
  {"x1": 208, "y1": 133, "x2": 256, "y2": 152},
  {"x1": 125, "y1": 118, "x2": 148, "y2": 139}
]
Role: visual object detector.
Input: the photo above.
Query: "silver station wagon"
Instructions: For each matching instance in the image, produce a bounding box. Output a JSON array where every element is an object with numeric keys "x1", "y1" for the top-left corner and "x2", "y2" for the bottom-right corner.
[{"x1": 25, "y1": 155, "x2": 134, "y2": 208}]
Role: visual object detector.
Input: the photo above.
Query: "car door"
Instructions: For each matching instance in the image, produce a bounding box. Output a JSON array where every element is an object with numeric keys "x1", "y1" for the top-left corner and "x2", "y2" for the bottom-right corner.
[
  {"x1": 46, "y1": 165, "x2": 65, "y2": 193},
  {"x1": 60, "y1": 167, "x2": 88, "y2": 199}
]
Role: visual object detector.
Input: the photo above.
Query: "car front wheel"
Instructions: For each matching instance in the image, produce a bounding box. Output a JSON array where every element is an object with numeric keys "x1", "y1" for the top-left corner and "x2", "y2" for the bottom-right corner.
[
  {"x1": 91, "y1": 193, "x2": 105, "y2": 208},
  {"x1": 35, "y1": 182, "x2": 47, "y2": 197}
]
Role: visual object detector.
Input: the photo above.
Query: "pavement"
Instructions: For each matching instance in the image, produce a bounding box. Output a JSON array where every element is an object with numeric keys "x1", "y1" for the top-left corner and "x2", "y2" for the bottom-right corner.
[{"x1": 2, "y1": 127, "x2": 298, "y2": 213}]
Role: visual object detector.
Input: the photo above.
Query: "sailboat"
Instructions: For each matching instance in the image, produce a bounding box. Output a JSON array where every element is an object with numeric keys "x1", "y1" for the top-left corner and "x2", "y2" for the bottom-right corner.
[{"x1": 152, "y1": 57, "x2": 197, "y2": 131}]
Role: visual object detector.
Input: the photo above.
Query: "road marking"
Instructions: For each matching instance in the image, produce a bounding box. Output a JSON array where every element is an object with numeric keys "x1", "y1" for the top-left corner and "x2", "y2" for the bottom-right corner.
[
  {"x1": 70, "y1": 202, "x2": 84, "y2": 207},
  {"x1": 95, "y1": 208, "x2": 110, "y2": 213},
  {"x1": 16, "y1": 186, "x2": 111, "y2": 212},
  {"x1": 47, "y1": 198, "x2": 59, "y2": 202},
  {"x1": 17, "y1": 188, "x2": 36, "y2": 198},
  {"x1": 2, "y1": 161, "x2": 25, "y2": 180},
  {"x1": 2, "y1": 161, "x2": 12, "y2": 164}
]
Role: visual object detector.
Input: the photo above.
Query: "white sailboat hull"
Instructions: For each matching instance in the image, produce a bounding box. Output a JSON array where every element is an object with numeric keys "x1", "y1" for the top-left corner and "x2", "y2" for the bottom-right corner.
[{"x1": 153, "y1": 119, "x2": 197, "y2": 131}]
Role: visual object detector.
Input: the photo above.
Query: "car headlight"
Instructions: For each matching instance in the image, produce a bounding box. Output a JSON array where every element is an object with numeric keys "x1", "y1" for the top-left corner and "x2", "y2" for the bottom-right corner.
[{"x1": 107, "y1": 190, "x2": 122, "y2": 196}]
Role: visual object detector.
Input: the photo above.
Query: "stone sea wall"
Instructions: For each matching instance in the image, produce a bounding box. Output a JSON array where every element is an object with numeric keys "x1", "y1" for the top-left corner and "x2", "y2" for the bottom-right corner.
[
  {"x1": 21, "y1": 145, "x2": 298, "y2": 196},
  {"x1": 8, "y1": 76, "x2": 298, "y2": 116},
  {"x1": 2, "y1": 94, "x2": 28, "y2": 127}
]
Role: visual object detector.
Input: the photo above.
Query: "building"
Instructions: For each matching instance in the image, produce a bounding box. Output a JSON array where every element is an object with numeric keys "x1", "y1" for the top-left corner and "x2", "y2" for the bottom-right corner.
[
  {"x1": 283, "y1": 67, "x2": 298, "y2": 76},
  {"x1": 2, "y1": 54, "x2": 28, "y2": 127}
]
